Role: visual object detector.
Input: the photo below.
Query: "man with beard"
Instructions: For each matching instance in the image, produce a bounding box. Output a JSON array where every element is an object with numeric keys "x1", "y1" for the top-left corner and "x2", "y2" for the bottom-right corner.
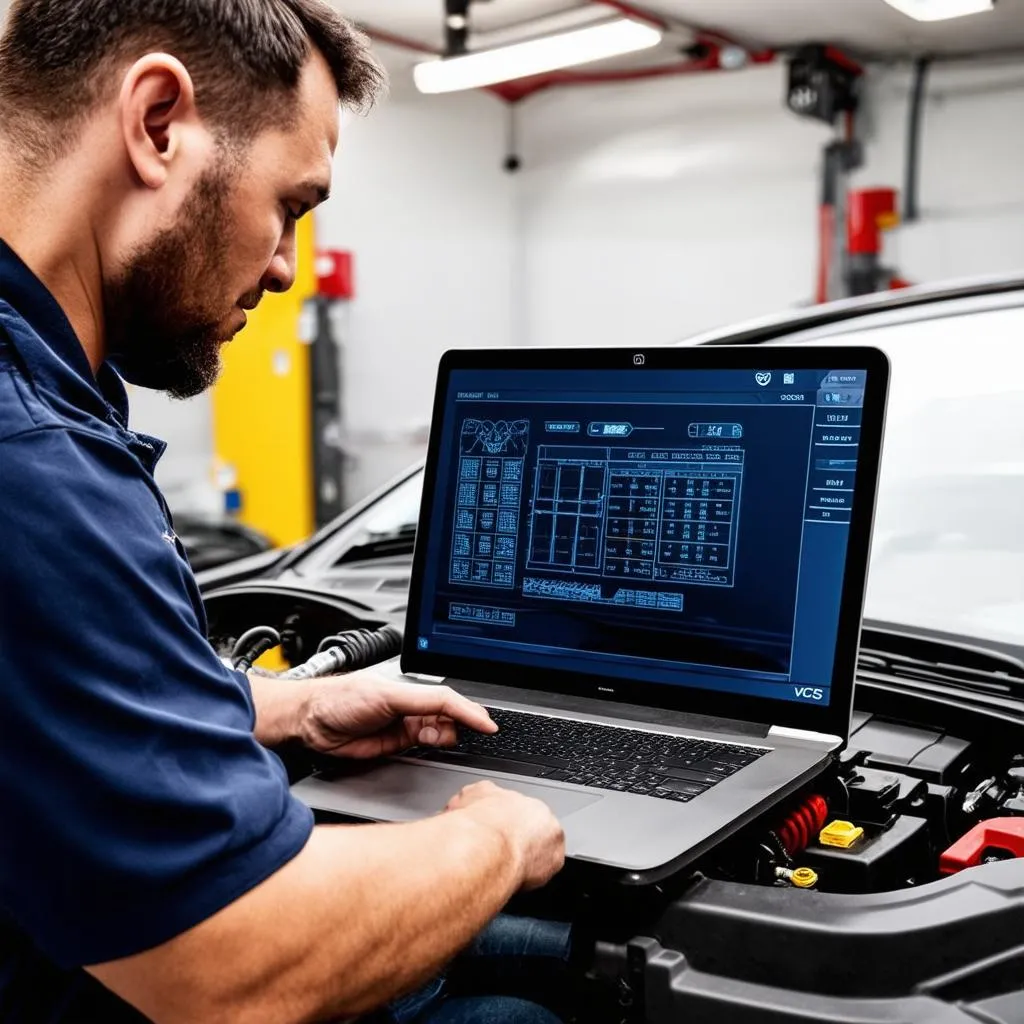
[{"x1": 0, "y1": 3, "x2": 567, "y2": 1023}]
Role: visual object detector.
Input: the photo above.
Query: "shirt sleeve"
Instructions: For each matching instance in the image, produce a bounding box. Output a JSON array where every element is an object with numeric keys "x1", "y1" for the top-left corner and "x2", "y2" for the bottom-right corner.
[{"x1": 0, "y1": 425, "x2": 314, "y2": 968}]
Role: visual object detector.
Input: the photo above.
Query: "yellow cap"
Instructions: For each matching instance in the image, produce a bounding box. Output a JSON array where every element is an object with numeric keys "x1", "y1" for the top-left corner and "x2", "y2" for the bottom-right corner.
[
  {"x1": 819, "y1": 820, "x2": 864, "y2": 849},
  {"x1": 791, "y1": 867, "x2": 818, "y2": 888},
  {"x1": 877, "y1": 211, "x2": 901, "y2": 231}
]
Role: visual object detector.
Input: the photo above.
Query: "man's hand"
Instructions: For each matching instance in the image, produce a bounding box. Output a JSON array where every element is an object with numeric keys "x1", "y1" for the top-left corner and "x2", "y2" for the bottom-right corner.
[
  {"x1": 446, "y1": 781, "x2": 566, "y2": 891},
  {"x1": 298, "y1": 671, "x2": 497, "y2": 758}
]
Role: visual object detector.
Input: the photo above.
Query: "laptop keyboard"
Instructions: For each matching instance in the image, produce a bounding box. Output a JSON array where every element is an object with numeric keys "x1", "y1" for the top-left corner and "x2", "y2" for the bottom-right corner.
[{"x1": 406, "y1": 706, "x2": 770, "y2": 803}]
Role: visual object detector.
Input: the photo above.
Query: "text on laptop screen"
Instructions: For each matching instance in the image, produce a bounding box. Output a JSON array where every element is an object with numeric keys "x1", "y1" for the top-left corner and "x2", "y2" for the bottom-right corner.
[{"x1": 414, "y1": 367, "x2": 868, "y2": 708}]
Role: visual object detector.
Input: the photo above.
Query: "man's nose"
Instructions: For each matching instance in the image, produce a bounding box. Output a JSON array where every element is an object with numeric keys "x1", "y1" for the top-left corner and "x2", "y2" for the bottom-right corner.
[{"x1": 261, "y1": 236, "x2": 297, "y2": 295}]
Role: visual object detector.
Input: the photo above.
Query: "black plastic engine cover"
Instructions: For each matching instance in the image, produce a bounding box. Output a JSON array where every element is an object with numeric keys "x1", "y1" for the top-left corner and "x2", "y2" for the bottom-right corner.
[
  {"x1": 801, "y1": 815, "x2": 931, "y2": 893},
  {"x1": 848, "y1": 712, "x2": 972, "y2": 784},
  {"x1": 643, "y1": 857, "x2": 1024, "y2": 1019},
  {"x1": 638, "y1": 940, "x2": 1023, "y2": 1024}
]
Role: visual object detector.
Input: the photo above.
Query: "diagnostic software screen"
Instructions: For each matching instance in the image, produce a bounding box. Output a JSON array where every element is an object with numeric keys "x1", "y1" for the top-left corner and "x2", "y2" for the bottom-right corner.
[{"x1": 414, "y1": 367, "x2": 868, "y2": 708}]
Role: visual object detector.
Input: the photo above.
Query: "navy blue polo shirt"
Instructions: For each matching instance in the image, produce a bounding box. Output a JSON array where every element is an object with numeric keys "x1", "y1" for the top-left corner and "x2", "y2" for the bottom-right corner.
[{"x1": 0, "y1": 240, "x2": 314, "y2": 1022}]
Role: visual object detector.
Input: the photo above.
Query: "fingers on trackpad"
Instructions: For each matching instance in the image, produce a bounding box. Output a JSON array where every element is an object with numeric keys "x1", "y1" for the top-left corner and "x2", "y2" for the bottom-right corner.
[{"x1": 468, "y1": 777, "x2": 603, "y2": 819}]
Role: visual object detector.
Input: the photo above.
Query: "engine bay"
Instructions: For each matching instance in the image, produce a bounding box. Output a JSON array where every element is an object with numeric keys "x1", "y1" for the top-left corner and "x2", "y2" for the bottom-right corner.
[{"x1": 206, "y1": 586, "x2": 1024, "y2": 1023}]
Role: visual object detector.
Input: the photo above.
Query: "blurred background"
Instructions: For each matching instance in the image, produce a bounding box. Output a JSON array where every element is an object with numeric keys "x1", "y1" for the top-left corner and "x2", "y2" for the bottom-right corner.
[{"x1": 80, "y1": 0, "x2": 1024, "y2": 562}]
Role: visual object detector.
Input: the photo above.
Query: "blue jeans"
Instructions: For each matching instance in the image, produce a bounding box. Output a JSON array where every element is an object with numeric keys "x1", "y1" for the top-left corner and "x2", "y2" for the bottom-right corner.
[
  {"x1": 386, "y1": 915, "x2": 572, "y2": 1024},
  {"x1": 404, "y1": 996, "x2": 562, "y2": 1023}
]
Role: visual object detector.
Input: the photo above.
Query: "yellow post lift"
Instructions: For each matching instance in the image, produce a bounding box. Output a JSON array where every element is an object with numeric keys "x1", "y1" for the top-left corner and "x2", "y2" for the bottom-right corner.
[{"x1": 211, "y1": 218, "x2": 318, "y2": 548}]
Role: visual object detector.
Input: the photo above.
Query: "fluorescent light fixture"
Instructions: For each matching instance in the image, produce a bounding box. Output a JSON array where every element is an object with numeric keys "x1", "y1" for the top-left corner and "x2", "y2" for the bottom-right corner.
[
  {"x1": 882, "y1": 0, "x2": 994, "y2": 21},
  {"x1": 414, "y1": 19, "x2": 663, "y2": 95}
]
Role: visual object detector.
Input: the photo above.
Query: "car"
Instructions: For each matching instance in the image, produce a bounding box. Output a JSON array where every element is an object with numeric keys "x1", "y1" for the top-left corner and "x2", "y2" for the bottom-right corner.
[
  {"x1": 174, "y1": 513, "x2": 273, "y2": 573},
  {"x1": 197, "y1": 274, "x2": 1024, "y2": 1024}
]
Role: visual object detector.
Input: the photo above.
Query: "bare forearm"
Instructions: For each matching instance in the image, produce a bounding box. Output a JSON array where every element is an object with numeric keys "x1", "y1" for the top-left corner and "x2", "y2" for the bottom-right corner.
[
  {"x1": 257, "y1": 815, "x2": 522, "y2": 1020},
  {"x1": 91, "y1": 813, "x2": 522, "y2": 1023},
  {"x1": 247, "y1": 674, "x2": 313, "y2": 747}
]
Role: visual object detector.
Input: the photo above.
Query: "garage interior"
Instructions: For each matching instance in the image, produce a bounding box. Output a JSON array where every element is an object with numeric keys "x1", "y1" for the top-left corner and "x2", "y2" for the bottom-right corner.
[
  {"x1": 7, "y1": 1, "x2": 1024, "y2": 1022},
  {"x1": 98, "y1": 0, "x2": 1024, "y2": 554}
]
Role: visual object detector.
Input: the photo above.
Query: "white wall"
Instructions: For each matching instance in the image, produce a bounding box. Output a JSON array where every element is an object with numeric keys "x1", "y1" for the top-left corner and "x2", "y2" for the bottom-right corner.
[
  {"x1": 135, "y1": 54, "x2": 1024, "y2": 514},
  {"x1": 517, "y1": 58, "x2": 1024, "y2": 351},
  {"x1": 517, "y1": 63, "x2": 834, "y2": 348},
  {"x1": 855, "y1": 60, "x2": 1024, "y2": 284},
  {"x1": 318, "y1": 77, "x2": 517, "y2": 502}
]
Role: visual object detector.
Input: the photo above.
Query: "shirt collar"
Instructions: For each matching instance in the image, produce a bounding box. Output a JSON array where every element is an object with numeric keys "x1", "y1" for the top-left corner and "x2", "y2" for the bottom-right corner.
[{"x1": 0, "y1": 238, "x2": 166, "y2": 470}]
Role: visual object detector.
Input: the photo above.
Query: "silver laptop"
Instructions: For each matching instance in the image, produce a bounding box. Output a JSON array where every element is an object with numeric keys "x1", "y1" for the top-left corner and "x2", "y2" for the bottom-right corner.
[{"x1": 293, "y1": 346, "x2": 890, "y2": 880}]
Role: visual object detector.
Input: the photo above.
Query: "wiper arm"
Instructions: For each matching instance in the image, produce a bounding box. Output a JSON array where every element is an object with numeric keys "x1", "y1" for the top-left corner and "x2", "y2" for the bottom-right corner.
[
  {"x1": 858, "y1": 625, "x2": 1024, "y2": 696},
  {"x1": 858, "y1": 651, "x2": 1024, "y2": 696},
  {"x1": 335, "y1": 524, "x2": 417, "y2": 565}
]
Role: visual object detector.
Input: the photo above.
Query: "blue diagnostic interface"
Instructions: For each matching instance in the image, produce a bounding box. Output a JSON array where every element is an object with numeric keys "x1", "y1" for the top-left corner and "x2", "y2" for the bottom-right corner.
[{"x1": 415, "y1": 367, "x2": 868, "y2": 708}]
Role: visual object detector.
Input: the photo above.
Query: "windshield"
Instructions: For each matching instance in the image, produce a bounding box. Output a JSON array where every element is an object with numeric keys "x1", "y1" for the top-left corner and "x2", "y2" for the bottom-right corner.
[
  {"x1": 781, "y1": 303, "x2": 1024, "y2": 650},
  {"x1": 354, "y1": 474, "x2": 423, "y2": 538},
  {"x1": 325, "y1": 471, "x2": 424, "y2": 565}
]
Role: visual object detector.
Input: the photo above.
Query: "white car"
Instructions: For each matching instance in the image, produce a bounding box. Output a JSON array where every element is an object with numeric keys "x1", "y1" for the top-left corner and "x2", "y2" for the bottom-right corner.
[{"x1": 198, "y1": 275, "x2": 1024, "y2": 1024}]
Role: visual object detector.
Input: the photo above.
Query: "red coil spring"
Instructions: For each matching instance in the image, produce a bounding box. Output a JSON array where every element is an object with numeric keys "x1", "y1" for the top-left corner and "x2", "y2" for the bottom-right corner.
[{"x1": 776, "y1": 794, "x2": 829, "y2": 856}]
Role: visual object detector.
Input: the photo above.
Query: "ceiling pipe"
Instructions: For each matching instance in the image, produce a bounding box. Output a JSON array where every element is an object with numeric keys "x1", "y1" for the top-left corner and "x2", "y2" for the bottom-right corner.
[
  {"x1": 488, "y1": 49, "x2": 719, "y2": 103},
  {"x1": 445, "y1": 0, "x2": 471, "y2": 55},
  {"x1": 488, "y1": 44, "x2": 774, "y2": 103},
  {"x1": 593, "y1": 0, "x2": 669, "y2": 30},
  {"x1": 360, "y1": 25, "x2": 439, "y2": 57}
]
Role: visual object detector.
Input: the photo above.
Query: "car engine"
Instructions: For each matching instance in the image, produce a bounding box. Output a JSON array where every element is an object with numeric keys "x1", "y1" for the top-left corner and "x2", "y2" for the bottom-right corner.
[{"x1": 205, "y1": 587, "x2": 1024, "y2": 1024}]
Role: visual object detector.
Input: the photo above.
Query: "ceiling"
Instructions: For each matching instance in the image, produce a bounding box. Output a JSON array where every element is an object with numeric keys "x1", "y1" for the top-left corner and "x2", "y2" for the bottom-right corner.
[
  {"x1": 0, "y1": 0, "x2": 1019, "y2": 62},
  {"x1": 334, "y1": 0, "x2": 1024, "y2": 59}
]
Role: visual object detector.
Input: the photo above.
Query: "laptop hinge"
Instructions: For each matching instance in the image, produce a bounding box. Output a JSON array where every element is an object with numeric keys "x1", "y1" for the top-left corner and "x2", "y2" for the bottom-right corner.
[
  {"x1": 409, "y1": 672, "x2": 773, "y2": 739},
  {"x1": 769, "y1": 725, "x2": 842, "y2": 746}
]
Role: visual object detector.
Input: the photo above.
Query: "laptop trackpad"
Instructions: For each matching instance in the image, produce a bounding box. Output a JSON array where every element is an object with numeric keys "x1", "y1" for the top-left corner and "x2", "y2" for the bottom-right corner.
[
  {"x1": 471, "y1": 777, "x2": 603, "y2": 820},
  {"x1": 315, "y1": 761, "x2": 602, "y2": 822}
]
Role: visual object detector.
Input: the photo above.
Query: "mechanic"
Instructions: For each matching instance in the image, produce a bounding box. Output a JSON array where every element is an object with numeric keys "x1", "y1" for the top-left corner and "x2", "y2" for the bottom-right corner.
[{"x1": 0, "y1": 2, "x2": 568, "y2": 1023}]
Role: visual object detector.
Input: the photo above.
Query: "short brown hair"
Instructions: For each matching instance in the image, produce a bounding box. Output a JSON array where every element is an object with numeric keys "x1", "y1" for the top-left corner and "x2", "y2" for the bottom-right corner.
[{"x1": 0, "y1": 0, "x2": 385, "y2": 162}]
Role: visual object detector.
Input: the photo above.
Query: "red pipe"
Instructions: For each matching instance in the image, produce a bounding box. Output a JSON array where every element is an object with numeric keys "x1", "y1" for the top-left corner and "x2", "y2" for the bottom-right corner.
[
  {"x1": 595, "y1": 0, "x2": 669, "y2": 29},
  {"x1": 360, "y1": 5, "x2": 776, "y2": 106},
  {"x1": 490, "y1": 51, "x2": 722, "y2": 103},
  {"x1": 361, "y1": 25, "x2": 440, "y2": 57},
  {"x1": 491, "y1": 42, "x2": 775, "y2": 104},
  {"x1": 824, "y1": 46, "x2": 865, "y2": 77}
]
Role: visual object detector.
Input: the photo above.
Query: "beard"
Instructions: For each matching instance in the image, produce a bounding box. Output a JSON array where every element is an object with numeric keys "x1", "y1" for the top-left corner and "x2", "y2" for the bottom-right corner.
[{"x1": 105, "y1": 164, "x2": 245, "y2": 400}]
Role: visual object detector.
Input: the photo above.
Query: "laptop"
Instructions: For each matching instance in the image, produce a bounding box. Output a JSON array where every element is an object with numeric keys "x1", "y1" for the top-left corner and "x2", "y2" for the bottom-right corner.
[{"x1": 292, "y1": 345, "x2": 890, "y2": 879}]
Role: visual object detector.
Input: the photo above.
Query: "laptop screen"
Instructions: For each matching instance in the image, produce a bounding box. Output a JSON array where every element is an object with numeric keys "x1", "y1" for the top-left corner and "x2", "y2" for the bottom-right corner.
[{"x1": 410, "y1": 362, "x2": 875, "y2": 713}]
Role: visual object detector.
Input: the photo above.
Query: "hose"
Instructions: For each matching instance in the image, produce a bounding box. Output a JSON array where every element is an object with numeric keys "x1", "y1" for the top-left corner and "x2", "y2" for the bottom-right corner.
[
  {"x1": 775, "y1": 794, "x2": 829, "y2": 857},
  {"x1": 280, "y1": 625, "x2": 403, "y2": 680},
  {"x1": 231, "y1": 626, "x2": 282, "y2": 673}
]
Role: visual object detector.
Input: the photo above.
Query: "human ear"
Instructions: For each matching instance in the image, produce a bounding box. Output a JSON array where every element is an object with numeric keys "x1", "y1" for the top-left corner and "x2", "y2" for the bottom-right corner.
[{"x1": 119, "y1": 53, "x2": 198, "y2": 190}]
